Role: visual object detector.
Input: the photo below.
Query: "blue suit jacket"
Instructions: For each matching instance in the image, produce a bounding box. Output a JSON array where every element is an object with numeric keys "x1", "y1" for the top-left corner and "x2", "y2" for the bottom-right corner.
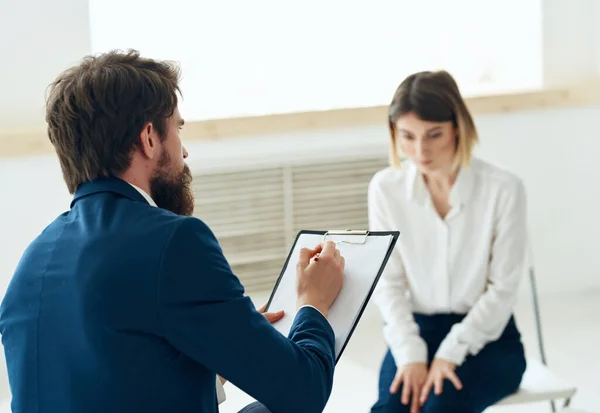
[{"x1": 0, "y1": 177, "x2": 335, "y2": 413}]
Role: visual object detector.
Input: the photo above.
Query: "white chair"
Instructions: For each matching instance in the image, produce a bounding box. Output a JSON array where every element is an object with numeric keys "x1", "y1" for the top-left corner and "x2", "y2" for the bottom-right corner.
[{"x1": 495, "y1": 267, "x2": 577, "y2": 411}]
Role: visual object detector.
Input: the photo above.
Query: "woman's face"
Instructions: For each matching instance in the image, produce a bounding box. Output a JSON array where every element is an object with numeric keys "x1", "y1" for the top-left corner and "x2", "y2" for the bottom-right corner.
[{"x1": 395, "y1": 112, "x2": 457, "y2": 175}]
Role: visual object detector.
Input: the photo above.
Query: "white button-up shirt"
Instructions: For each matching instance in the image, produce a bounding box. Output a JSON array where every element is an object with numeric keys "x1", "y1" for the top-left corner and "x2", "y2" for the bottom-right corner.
[{"x1": 368, "y1": 158, "x2": 528, "y2": 367}]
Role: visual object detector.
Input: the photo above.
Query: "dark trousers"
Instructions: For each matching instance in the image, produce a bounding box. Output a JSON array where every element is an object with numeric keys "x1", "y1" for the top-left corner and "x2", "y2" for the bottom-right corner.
[
  {"x1": 371, "y1": 313, "x2": 526, "y2": 413},
  {"x1": 237, "y1": 401, "x2": 271, "y2": 413}
]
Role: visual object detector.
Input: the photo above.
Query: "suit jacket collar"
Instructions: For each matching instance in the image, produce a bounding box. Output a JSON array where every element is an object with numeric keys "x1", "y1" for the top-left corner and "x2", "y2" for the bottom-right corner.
[
  {"x1": 129, "y1": 183, "x2": 158, "y2": 207},
  {"x1": 71, "y1": 177, "x2": 150, "y2": 208}
]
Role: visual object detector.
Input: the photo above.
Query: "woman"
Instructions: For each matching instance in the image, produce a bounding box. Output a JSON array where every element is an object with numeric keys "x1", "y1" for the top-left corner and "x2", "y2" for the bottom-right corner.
[{"x1": 369, "y1": 70, "x2": 528, "y2": 413}]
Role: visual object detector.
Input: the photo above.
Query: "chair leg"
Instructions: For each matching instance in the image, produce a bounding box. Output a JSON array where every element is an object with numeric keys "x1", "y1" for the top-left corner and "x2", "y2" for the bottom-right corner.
[
  {"x1": 530, "y1": 269, "x2": 556, "y2": 413},
  {"x1": 530, "y1": 268, "x2": 549, "y2": 365},
  {"x1": 563, "y1": 397, "x2": 572, "y2": 408}
]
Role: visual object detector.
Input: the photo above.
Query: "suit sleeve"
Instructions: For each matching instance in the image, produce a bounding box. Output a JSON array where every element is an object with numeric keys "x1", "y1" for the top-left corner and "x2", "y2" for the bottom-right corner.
[{"x1": 157, "y1": 217, "x2": 336, "y2": 413}]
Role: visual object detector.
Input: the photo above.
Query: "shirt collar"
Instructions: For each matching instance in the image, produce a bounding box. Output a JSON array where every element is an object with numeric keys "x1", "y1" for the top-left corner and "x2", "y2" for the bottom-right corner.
[
  {"x1": 406, "y1": 161, "x2": 475, "y2": 208},
  {"x1": 128, "y1": 183, "x2": 157, "y2": 207},
  {"x1": 406, "y1": 163, "x2": 428, "y2": 205},
  {"x1": 449, "y1": 165, "x2": 475, "y2": 207}
]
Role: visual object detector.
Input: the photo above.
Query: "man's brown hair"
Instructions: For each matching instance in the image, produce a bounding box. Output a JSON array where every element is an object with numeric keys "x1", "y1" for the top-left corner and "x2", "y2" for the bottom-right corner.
[{"x1": 45, "y1": 49, "x2": 181, "y2": 194}]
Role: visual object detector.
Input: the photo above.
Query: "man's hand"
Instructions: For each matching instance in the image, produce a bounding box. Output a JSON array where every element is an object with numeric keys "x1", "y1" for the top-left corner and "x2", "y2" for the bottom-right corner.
[
  {"x1": 257, "y1": 303, "x2": 285, "y2": 324},
  {"x1": 217, "y1": 303, "x2": 285, "y2": 385},
  {"x1": 390, "y1": 362, "x2": 428, "y2": 413},
  {"x1": 296, "y1": 241, "x2": 345, "y2": 317},
  {"x1": 419, "y1": 358, "x2": 462, "y2": 406}
]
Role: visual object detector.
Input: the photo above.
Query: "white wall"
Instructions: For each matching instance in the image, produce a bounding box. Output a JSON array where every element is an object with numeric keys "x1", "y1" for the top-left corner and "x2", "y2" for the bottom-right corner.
[
  {"x1": 475, "y1": 106, "x2": 600, "y2": 295},
  {"x1": 0, "y1": 157, "x2": 71, "y2": 296},
  {"x1": 542, "y1": 0, "x2": 599, "y2": 85},
  {"x1": 0, "y1": 0, "x2": 90, "y2": 131}
]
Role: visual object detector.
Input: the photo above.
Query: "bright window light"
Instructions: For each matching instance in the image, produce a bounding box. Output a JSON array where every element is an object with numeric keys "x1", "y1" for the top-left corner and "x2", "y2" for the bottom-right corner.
[{"x1": 88, "y1": 0, "x2": 543, "y2": 121}]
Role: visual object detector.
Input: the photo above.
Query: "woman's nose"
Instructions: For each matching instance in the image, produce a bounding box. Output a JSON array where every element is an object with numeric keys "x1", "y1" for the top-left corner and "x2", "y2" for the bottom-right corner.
[{"x1": 415, "y1": 140, "x2": 428, "y2": 158}]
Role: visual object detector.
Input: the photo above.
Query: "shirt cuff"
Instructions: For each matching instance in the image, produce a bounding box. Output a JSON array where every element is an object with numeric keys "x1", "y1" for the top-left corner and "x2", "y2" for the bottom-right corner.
[
  {"x1": 434, "y1": 335, "x2": 469, "y2": 366},
  {"x1": 389, "y1": 342, "x2": 428, "y2": 367},
  {"x1": 298, "y1": 304, "x2": 327, "y2": 320},
  {"x1": 216, "y1": 376, "x2": 226, "y2": 404}
]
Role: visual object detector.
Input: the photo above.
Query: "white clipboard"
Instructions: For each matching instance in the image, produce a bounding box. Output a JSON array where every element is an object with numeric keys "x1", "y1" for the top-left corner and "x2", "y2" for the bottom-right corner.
[{"x1": 265, "y1": 229, "x2": 400, "y2": 363}]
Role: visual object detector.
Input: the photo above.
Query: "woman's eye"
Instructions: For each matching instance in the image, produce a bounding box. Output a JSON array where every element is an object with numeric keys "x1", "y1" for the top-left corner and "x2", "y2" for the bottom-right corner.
[
  {"x1": 429, "y1": 133, "x2": 442, "y2": 139},
  {"x1": 402, "y1": 134, "x2": 414, "y2": 140}
]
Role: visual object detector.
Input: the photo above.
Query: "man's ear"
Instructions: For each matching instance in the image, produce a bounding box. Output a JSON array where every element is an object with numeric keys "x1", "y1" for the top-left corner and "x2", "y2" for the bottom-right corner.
[{"x1": 139, "y1": 122, "x2": 159, "y2": 160}]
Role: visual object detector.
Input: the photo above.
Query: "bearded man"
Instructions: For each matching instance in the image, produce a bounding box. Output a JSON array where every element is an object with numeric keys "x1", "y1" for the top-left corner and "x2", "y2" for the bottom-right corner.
[{"x1": 0, "y1": 50, "x2": 345, "y2": 413}]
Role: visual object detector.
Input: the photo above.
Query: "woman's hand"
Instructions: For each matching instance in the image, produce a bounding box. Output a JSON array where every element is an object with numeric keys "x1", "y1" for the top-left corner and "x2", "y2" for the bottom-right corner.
[
  {"x1": 419, "y1": 358, "x2": 462, "y2": 406},
  {"x1": 390, "y1": 362, "x2": 428, "y2": 413}
]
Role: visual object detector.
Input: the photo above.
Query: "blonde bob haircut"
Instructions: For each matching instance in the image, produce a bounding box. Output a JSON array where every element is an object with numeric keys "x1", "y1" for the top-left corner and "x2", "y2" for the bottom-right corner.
[{"x1": 387, "y1": 70, "x2": 478, "y2": 170}]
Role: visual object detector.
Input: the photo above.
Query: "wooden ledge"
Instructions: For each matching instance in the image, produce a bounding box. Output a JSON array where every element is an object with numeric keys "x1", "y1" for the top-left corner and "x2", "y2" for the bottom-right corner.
[{"x1": 2, "y1": 82, "x2": 600, "y2": 159}]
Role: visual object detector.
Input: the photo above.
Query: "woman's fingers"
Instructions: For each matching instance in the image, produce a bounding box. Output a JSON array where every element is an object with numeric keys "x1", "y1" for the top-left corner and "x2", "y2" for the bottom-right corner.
[
  {"x1": 401, "y1": 376, "x2": 412, "y2": 405},
  {"x1": 447, "y1": 370, "x2": 463, "y2": 391},
  {"x1": 434, "y1": 374, "x2": 444, "y2": 396},
  {"x1": 420, "y1": 367, "x2": 462, "y2": 407},
  {"x1": 419, "y1": 376, "x2": 433, "y2": 405},
  {"x1": 410, "y1": 382, "x2": 421, "y2": 413},
  {"x1": 389, "y1": 372, "x2": 403, "y2": 394}
]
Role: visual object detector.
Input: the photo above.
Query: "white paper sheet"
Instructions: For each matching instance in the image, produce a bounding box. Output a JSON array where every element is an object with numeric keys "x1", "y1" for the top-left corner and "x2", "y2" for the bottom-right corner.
[{"x1": 267, "y1": 232, "x2": 395, "y2": 360}]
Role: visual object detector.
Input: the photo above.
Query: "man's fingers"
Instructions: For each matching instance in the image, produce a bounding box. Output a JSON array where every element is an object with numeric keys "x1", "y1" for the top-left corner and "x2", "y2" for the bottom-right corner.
[
  {"x1": 298, "y1": 243, "x2": 326, "y2": 267},
  {"x1": 257, "y1": 303, "x2": 266, "y2": 313},
  {"x1": 319, "y1": 241, "x2": 337, "y2": 257},
  {"x1": 309, "y1": 243, "x2": 324, "y2": 257},
  {"x1": 297, "y1": 247, "x2": 318, "y2": 269},
  {"x1": 333, "y1": 249, "x2": 345, "y2": 268},
  {"x1": 297, "y1": 248, "x2": 311, "y2": 269},
  {"x1": 263, "y1": 310, "x2": 284, "y2": 323},
  {"x1": 389, "y1": 373, "x2": 403, "y2": 395},
  {"x1": 448, "y1": 371, "x2": 463, "y2": 391}
]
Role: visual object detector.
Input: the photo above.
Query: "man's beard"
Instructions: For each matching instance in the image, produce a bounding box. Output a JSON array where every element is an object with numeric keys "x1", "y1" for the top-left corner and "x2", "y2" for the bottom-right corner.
[{"x1": 150, "y1": 151, "x2": 195, "y2": 216}]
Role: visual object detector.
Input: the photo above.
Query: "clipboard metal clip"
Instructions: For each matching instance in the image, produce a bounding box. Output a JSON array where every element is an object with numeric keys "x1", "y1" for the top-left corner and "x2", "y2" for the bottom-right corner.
[{"x1": 323, "y1": 229, "x2": 370, "y2": 245}]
